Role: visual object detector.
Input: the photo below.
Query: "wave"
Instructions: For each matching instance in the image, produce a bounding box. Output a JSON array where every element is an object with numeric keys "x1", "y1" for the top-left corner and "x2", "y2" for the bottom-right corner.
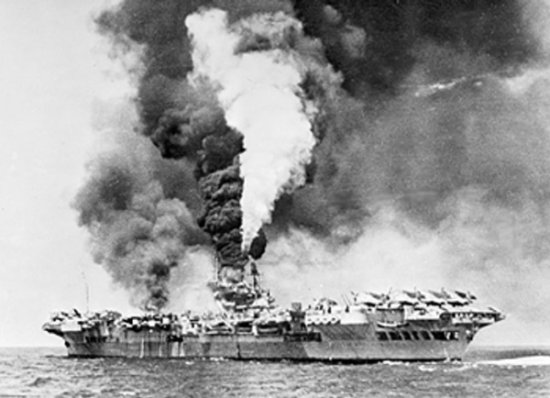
[
  {"x1": 479, "y1": 356, "x2": 550, "y2": 366},
  {"x1": 29, "y1": 376, "x2": 54, "y2": 387}
]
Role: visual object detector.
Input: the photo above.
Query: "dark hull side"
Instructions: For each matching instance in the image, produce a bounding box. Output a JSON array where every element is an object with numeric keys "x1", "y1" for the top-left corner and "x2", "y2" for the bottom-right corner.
[{"x1": 59, "y1": 324, "x2": 471, "y2": 362}]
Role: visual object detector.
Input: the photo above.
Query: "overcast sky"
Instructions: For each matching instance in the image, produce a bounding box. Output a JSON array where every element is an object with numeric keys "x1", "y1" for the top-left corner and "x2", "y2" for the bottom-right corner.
[
  {"x1": 0, "y1": 1, "x2": 136, "y2": 347},
  {"x1": 0, "y1": 1, "x2": 546, "y2": 347}
]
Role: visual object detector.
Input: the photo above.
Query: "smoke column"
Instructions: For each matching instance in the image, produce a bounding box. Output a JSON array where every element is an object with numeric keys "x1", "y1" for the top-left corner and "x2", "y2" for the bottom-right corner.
[
  {"x1": 79, "y1": 0, "x2": 337, "y2": 303},
  {"x1": 74, "y1": 133, "x2": 208, "y2": 310},
  {"x1": 186, "y1": 9, "x2": 318, "y2": 248}
]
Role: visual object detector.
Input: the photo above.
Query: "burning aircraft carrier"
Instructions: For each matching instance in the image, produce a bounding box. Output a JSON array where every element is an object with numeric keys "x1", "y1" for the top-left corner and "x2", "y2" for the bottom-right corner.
[
  {"x1": 44, "y1": 262, "x2": 504, "y2": 361},
  {"x1": 45, "y1": 0, "x2": 550, "y2": 359}
]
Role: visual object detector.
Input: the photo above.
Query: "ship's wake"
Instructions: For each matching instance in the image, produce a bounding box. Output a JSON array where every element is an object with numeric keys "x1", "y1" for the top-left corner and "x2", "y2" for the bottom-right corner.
[{"x1": 479, "y1": 356, "x2": 550, "y2": 367}]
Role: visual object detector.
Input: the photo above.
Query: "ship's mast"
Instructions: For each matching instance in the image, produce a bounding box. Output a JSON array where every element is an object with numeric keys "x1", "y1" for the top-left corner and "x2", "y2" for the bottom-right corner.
[{"x1": 80, "y1": 265, "x2": 90, "y2": 313}]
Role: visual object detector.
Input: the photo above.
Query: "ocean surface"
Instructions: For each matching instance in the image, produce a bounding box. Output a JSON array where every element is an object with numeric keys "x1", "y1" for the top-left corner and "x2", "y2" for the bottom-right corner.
[{"x1": 0, "y1": 347, "x2": 549, "y2": 397}]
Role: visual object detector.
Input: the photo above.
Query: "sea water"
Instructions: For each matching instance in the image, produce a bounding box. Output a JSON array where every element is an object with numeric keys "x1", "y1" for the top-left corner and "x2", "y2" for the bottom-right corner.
[{"x1": 0, "y1": 347, "x2": 549, "y2": 397}]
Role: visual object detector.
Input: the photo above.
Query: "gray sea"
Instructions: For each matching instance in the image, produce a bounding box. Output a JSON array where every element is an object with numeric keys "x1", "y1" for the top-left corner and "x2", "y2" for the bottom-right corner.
[{"x1": 0, "y1": 347, "x2": 549, "y2": 397}]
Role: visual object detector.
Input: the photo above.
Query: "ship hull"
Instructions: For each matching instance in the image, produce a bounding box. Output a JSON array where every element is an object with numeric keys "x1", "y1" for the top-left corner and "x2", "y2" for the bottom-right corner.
[{"x1": 60, "y1": 324, "x2": 470, "y2": 362}]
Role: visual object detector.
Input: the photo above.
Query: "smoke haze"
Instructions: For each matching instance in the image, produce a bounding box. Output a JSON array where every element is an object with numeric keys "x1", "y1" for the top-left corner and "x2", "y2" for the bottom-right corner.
[{"x1": 73, "y1": 0, "x2": 550, "y2": 340}]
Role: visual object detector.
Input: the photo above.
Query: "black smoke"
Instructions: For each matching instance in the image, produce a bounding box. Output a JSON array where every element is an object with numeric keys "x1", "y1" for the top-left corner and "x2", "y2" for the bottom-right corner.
[
  {"x1": 74, "y1": 135, "x2": 208, "y2": 310},
  {"x1": 76, "y1": 0, "x2": 550, "y2": 311},
  {"x1": 276, "y1": 0, "x2": 543, "y2": 239},
  {"x1": 294, "y1": 0, "x2": 535, "y2": 95}
]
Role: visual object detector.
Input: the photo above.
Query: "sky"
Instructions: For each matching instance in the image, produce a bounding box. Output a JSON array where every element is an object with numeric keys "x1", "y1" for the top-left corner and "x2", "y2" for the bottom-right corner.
[
  {"x1": 0, "y1": 1, "x2": 548, "y2": 348},
  {"x1": 0, "y1": 0, "x2": 135, "y2": 347}
]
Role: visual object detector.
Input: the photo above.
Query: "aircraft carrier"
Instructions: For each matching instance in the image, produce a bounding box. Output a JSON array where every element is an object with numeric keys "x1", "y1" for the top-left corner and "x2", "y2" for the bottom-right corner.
[{"x1": 43, "y1": 268, "x2": 504, "y2": 362}]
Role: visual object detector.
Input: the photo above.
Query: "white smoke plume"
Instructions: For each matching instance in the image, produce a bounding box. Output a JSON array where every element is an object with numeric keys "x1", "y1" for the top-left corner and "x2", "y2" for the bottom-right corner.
[{"x1": 186, "y1": 9, "x2": 317, "y2": 249}]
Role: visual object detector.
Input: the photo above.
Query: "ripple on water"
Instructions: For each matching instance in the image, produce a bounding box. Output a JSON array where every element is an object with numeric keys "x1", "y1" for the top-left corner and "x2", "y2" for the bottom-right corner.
[
  {"x1": 1, "y1": 348, "x2": 550, "y2": 398},
  {"x1": 28, "y1": 376, "x2": 54, "y2": 387}
]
